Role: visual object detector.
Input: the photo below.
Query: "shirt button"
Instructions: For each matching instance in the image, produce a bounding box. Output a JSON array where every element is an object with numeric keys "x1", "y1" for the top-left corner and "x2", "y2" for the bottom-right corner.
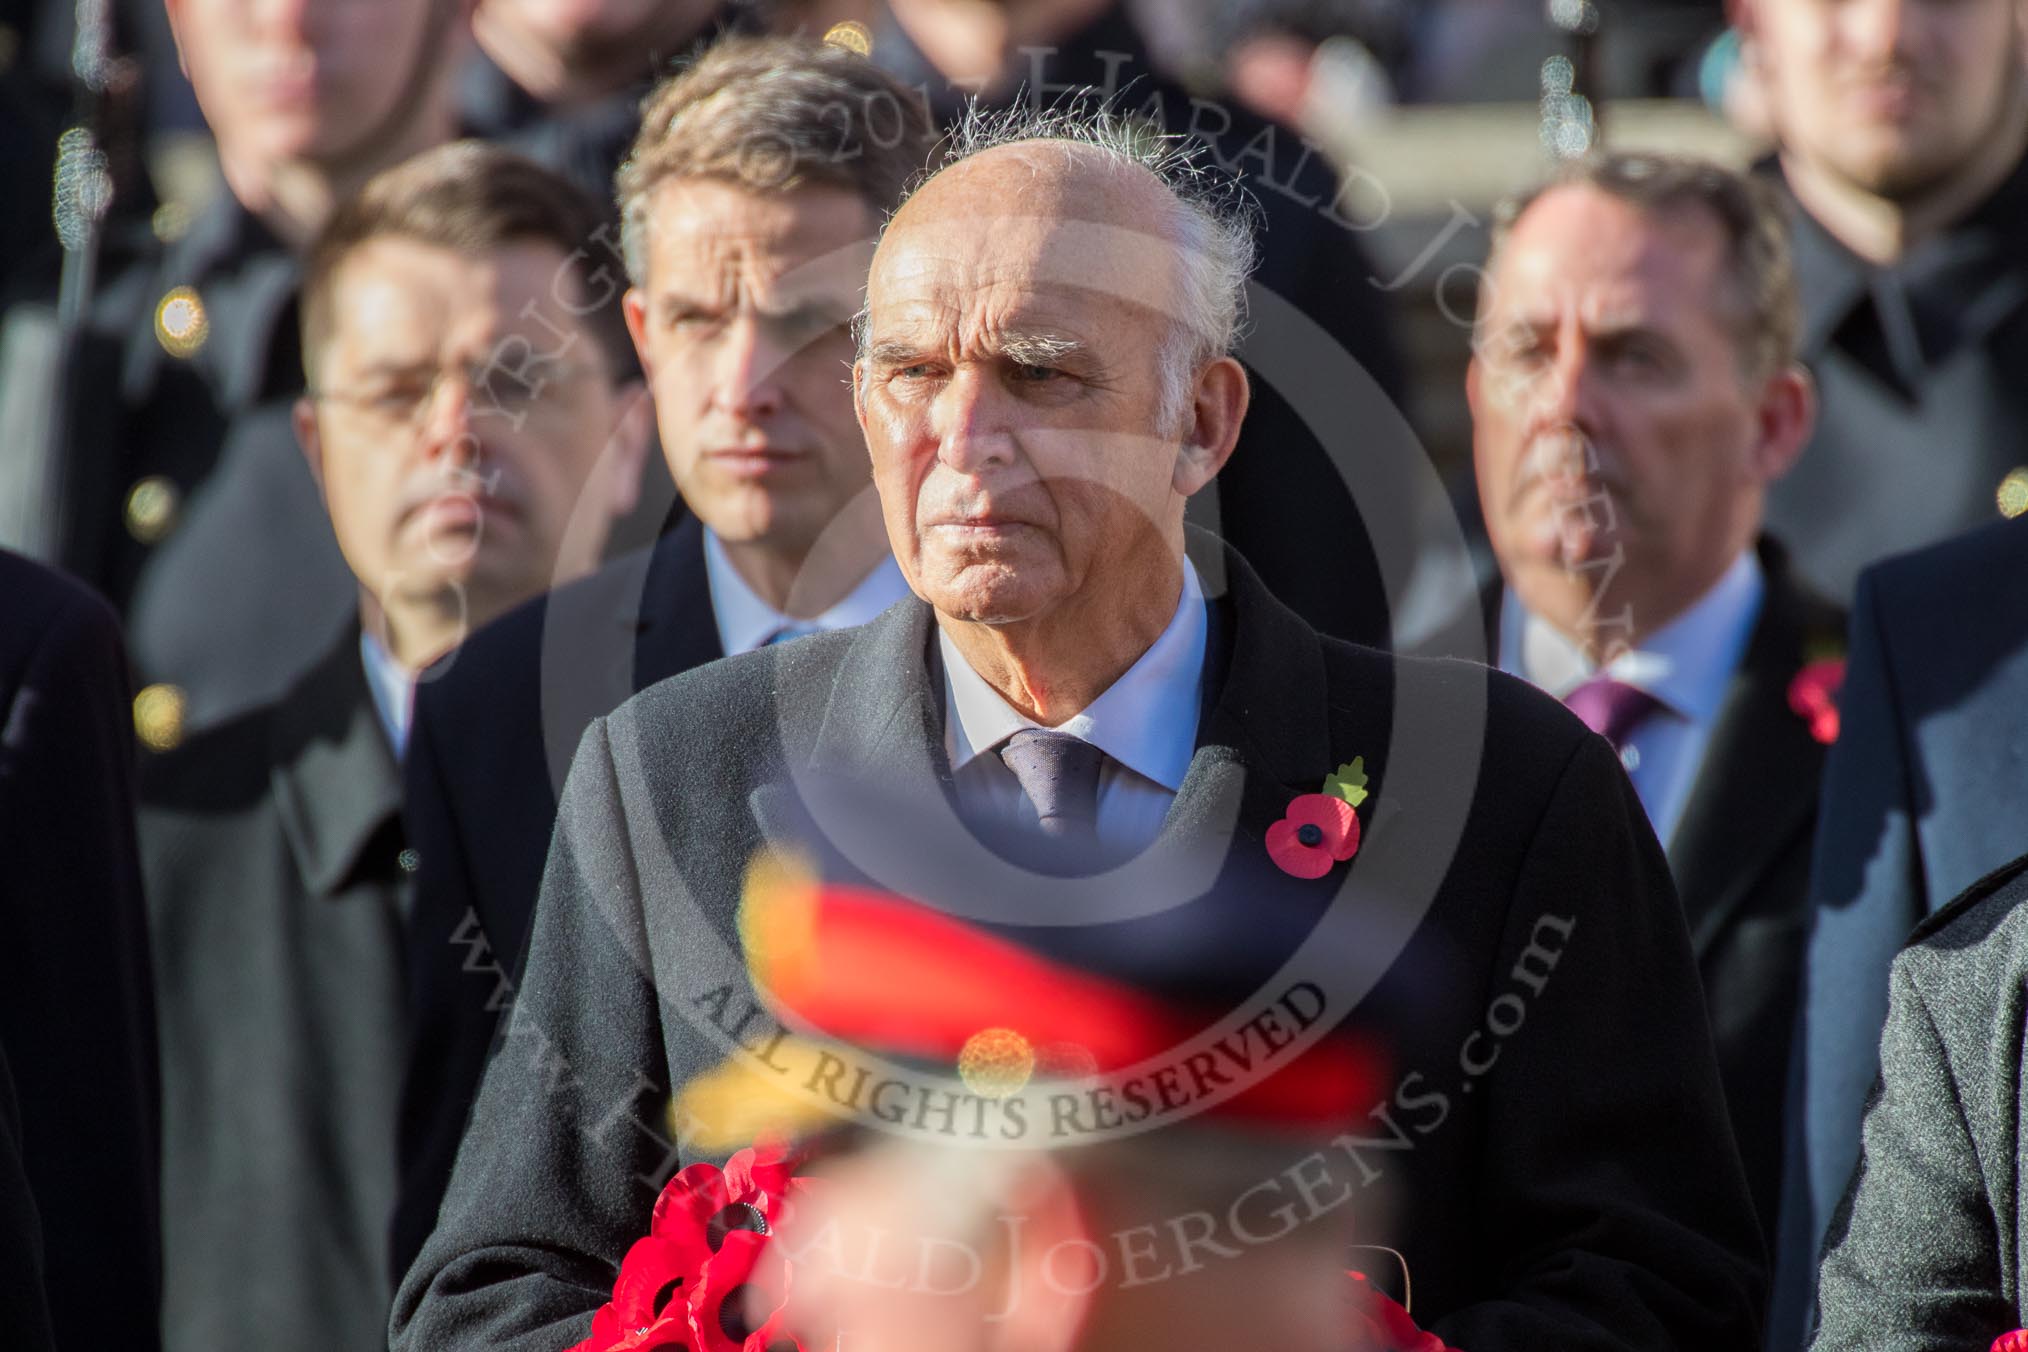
[
  {"x1": 1999, "y1": 468, "x2": 2028, "y2": 519},
  {"x1": 1619, "y1": 744, "x2": 1641, "y2": 773},
  {"x1": 154, "y1": 285, "x2": 208, "y2": 358},
  {"x1": 133, "y1": 683, "x2": 187, "y2": 752},
  {"x1": 124, "y1": 476, "x2": 180, "y2": 544}
]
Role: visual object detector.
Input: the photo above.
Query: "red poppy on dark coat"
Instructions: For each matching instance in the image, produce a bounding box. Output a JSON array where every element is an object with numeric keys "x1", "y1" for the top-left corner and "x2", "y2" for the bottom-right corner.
[
  {"x1": 1787, "y1": 658, "x2": 1846, "y2": 745},
  {"x1": 1267, "y1": 793, "x2": 1361, "y2": 878}
]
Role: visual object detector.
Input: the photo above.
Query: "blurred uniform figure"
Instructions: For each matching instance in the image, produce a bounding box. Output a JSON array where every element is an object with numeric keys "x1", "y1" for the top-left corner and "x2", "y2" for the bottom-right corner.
[
  {"x1": 712, "y1": 864, "x2": 1405, "y2": 1352},
  {"x1": 870, "y1": 0, "x2": 1414, "y2": 649},
  {"x1": 58, "y1": 0, "x2": 469, "y2": 733},
  {"x1": 1738, "y1": 0, "x2": 2028, "y2": 602},
  {"x1": 0, "y1": 548, "x2": 161, "y2": 1352},
  {"x1": 138, "y1": 142, "x2": 648, "y2": 1352},
  {"x1": 459, "y1": 0, "x2": 733, "y2": 208},
  {"x1": 1460, "y1": 151, "x2": 1836, "y2": 1250}
]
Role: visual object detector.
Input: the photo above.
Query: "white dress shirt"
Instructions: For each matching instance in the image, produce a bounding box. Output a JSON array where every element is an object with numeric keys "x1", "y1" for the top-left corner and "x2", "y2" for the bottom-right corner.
[
  {"x1": 942, "y1": 559, "x2": 1208, "y2": 853},
  {"x1": 1499, "y1": 550, "x2": 1764, "y2": 847},
  {"x1": 702, "y1": 529, "x2": 912, "y2": 656},
  {"x1": 360, "y1": 628, "x2": 417, "y2": 760}
]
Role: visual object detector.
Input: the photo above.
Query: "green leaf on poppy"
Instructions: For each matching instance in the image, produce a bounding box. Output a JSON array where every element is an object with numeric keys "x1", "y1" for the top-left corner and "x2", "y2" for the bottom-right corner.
[{"x1": 1323, "y1": 757, "x2": 1368, "y2": 807}]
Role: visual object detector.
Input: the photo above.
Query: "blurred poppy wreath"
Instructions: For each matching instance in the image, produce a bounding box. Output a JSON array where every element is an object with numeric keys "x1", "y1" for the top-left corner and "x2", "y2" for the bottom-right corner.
[{"x1": 570, "y1": 1141, "x2": 805, "y2": 1352}]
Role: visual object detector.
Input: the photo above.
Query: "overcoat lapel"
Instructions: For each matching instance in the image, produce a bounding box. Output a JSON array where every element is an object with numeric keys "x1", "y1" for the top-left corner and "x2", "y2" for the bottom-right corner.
[
  {"x1": 762, "y1": 533, "x2": 1363, "y2": 902},
  {"x1": 1666, "y1": 543, "x2": 1836, "y2": 952},
  {"x1": 269, "y1": 628, "x2": 403, "y2": 900}
]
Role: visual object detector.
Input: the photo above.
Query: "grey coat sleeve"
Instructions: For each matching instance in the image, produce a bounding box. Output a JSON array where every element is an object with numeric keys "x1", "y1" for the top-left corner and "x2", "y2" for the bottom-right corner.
[
  {"x1": 1808, "y1": 955, "x2": 2010, "y2": 1352},
  {"x1": 390, "y1": 717, "x2": 675, "y2": 1351}
]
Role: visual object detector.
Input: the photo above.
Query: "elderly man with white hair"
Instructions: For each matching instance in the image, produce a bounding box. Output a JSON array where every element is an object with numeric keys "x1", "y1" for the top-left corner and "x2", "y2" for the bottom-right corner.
[{"x1": 392, "y1": 109, "x2": 1766, "y2": 1350}]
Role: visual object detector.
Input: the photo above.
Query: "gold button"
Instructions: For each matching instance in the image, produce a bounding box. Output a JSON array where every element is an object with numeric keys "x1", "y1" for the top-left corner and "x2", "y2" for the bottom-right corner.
[
  {"x1": 150, "y1": 202, "x2": 190, "y2": 244},
  {"x1": 822, "y1": 20, "x2": 872, "y2": 54},
  {"x1": 133, "y1": 684, "x2": 187, "y2": 753},
  {"x1": 154, "y1": 286, "x2": 208, "y2": 358},
  {"x1": 958, "y1": 1027, "x2": 1035, "y2": 1099},
  {"x1": 124, "y1": 476, "x2": 180, "y2": 544},
  {"x1": 2000, "y1": 469, "x2": 2028, "y2": 519}
]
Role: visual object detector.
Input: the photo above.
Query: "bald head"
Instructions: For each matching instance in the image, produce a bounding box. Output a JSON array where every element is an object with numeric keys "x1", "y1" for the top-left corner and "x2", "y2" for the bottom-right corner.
[{"x1": 850, "y1": 112, "x2": 1254, "y2": 661}]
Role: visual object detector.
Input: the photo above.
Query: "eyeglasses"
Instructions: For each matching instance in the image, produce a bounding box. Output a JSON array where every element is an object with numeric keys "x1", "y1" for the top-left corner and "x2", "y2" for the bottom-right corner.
[{"x1": 309, "y1": 358, "x2": 609, "y2": 433}]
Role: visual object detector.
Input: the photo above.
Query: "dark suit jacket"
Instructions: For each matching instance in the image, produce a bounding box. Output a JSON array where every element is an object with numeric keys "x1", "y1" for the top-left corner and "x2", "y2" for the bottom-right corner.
[
  {"x1": 0, "y1": 1038, "x2": 56, "y2": 1352},
  {"x1": 392, "y1": 518, "x2": 722, "y2": 1278},
  {"x1": 1809, "y1": 852, "x2": 2028, "y2": 1350},
  {"x1": 1773, "y1": 516, "x2": 2028, "y2": 1347},
  {"x1": 1665, "y1": 544, "x2": 1844, "y2": 1251},
  {"x1": 391, "y1": 538, "x2": 1765, "y2": 1351},
  {"x1": 0, "y1": 550, "x2": 161, "y2": 1352},
  {"x1": 1442, "y1": 539, "x2": 1842, "y2": 1249},
  {"x1": 141, "y1": 624, "x2": 410, "y2": 1352}
]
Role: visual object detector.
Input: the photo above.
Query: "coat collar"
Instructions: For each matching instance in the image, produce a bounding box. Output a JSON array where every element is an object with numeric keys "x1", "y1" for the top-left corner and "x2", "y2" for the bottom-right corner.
[
  {"x1": 772, "y1": 530, "x2": 1335, "y2": 894},
  {"x1": 1666, "y1": 538, "x2": 1842, "y2": 950},
  {"x1": 268, "y1": 622, "x2": 403, "y2": 900}
]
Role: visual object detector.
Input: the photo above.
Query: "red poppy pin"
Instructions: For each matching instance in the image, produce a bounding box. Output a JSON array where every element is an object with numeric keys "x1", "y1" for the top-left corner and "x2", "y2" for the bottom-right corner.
[
  {"x1": 1268, "y1": 758, "x2": 1368, "y2": 879},
  {"x1": 1787, "y1": 657, "x2": 1846, "y2": 746},
  {"x1": 1992, "y1": 1333, "x2": 2028, "y2": 1352}
]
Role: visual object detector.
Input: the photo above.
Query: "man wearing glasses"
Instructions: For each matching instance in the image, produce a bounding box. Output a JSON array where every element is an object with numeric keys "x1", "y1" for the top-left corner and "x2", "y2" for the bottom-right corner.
[{"x1": 136, "y1": 140, "x2": 650, "y2": 1352}]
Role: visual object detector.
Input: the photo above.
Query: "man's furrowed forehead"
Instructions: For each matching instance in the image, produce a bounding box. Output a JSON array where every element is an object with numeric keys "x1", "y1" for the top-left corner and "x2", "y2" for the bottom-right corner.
[{"x1": 868, "y1": 213, "x2": 1182, "y2": 325}]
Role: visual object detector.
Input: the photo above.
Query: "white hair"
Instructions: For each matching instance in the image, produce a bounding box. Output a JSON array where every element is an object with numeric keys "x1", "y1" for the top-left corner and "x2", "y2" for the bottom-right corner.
[{"x1": 865, "y1": 101, "x2": 1261, "y2": 433}]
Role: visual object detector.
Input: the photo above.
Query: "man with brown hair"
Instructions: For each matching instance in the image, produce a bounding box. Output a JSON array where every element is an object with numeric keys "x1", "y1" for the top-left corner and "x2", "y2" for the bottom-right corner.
[
  {"x1": 139, "y1": 140, "x2": 650, "y2": 1352},
  {"x1": 389, "y1": 32, "x2": 936, "y2": 1280}
]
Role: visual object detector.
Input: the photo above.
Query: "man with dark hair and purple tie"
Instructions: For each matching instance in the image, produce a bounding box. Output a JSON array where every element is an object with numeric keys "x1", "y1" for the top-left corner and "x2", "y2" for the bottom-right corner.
[{"x1": 1461, "y1": 149, "x2": 1842, "y2": 1253}]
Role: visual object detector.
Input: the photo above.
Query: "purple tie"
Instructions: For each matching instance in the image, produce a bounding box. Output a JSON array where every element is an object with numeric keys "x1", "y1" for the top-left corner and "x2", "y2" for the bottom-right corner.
[
  {"x1": 996, "y1": 729, "x2": 1104, "y2": 842},
  {"x1": 1564, "y1": 676, "x2": 1660, "y2": 750}
]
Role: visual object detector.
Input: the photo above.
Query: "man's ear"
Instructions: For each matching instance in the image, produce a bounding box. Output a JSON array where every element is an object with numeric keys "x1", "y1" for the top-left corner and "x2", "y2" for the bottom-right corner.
[
  {"x1": 604, "y1": 381, "x2": 654, "y2": 519},
  {"x1": 985, "y1": 1158, "x2": 1096, "y2": 1352},
  {"x1": 622, "y1": 287, "x2": 653, "y2": 381},
  {"x1": 1750, "y1": 363, "x2": 1816, "y2": 484},
  {"x1": 1172, "y1": 356, "x2": 1250, "y2": 497},
  {"x1": 851, "y1": 360, "x2": 872, "y2": 436},
  {"x1": 293, "y1": 397, "x2": 327, "y2": 499}
]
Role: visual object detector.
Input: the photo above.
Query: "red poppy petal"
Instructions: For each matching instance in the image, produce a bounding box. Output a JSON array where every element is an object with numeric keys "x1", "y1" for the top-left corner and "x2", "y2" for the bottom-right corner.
[
  {"x1": 1333, "y1": 805, "x2": 1362, "y2": 861},
  {"x1": 1991, "y1": 1332, "x2": 2028, "y2": 1352},
  {"x1": 1286, "y1": 793, "x2": 1357, "y2": 839},
  {"x1": 1267, "y1": 819, "x2": 1333, "y2": 879},
  {"x1": 654, "y1": 1162, "x2": 733, "y2": 1236}
]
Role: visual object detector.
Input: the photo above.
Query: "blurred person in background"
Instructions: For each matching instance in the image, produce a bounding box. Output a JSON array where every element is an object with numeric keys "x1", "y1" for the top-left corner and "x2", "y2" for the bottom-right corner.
[
  {"x1": 1738, "y1": 0, "x2": 2028, "y2": 602},
  {"x1": 389, "y1": 34, "x2": 928, "y2": 1282},
  {"x1": 868, "y1": 0, "x2": 1415, "y2": 651},
  {"x1": 1460, "y1": 150, "x2": 1832, "y2": 1251},
  {"x1": 458, "y1": 0, "x2": 735, "y2": 207},
  {"x1": 138, "y1": 141, "x2": 648, "y2": 1352},
  {"x1": 54, "y1": 0, "x2": 473, "y2": 739}
]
